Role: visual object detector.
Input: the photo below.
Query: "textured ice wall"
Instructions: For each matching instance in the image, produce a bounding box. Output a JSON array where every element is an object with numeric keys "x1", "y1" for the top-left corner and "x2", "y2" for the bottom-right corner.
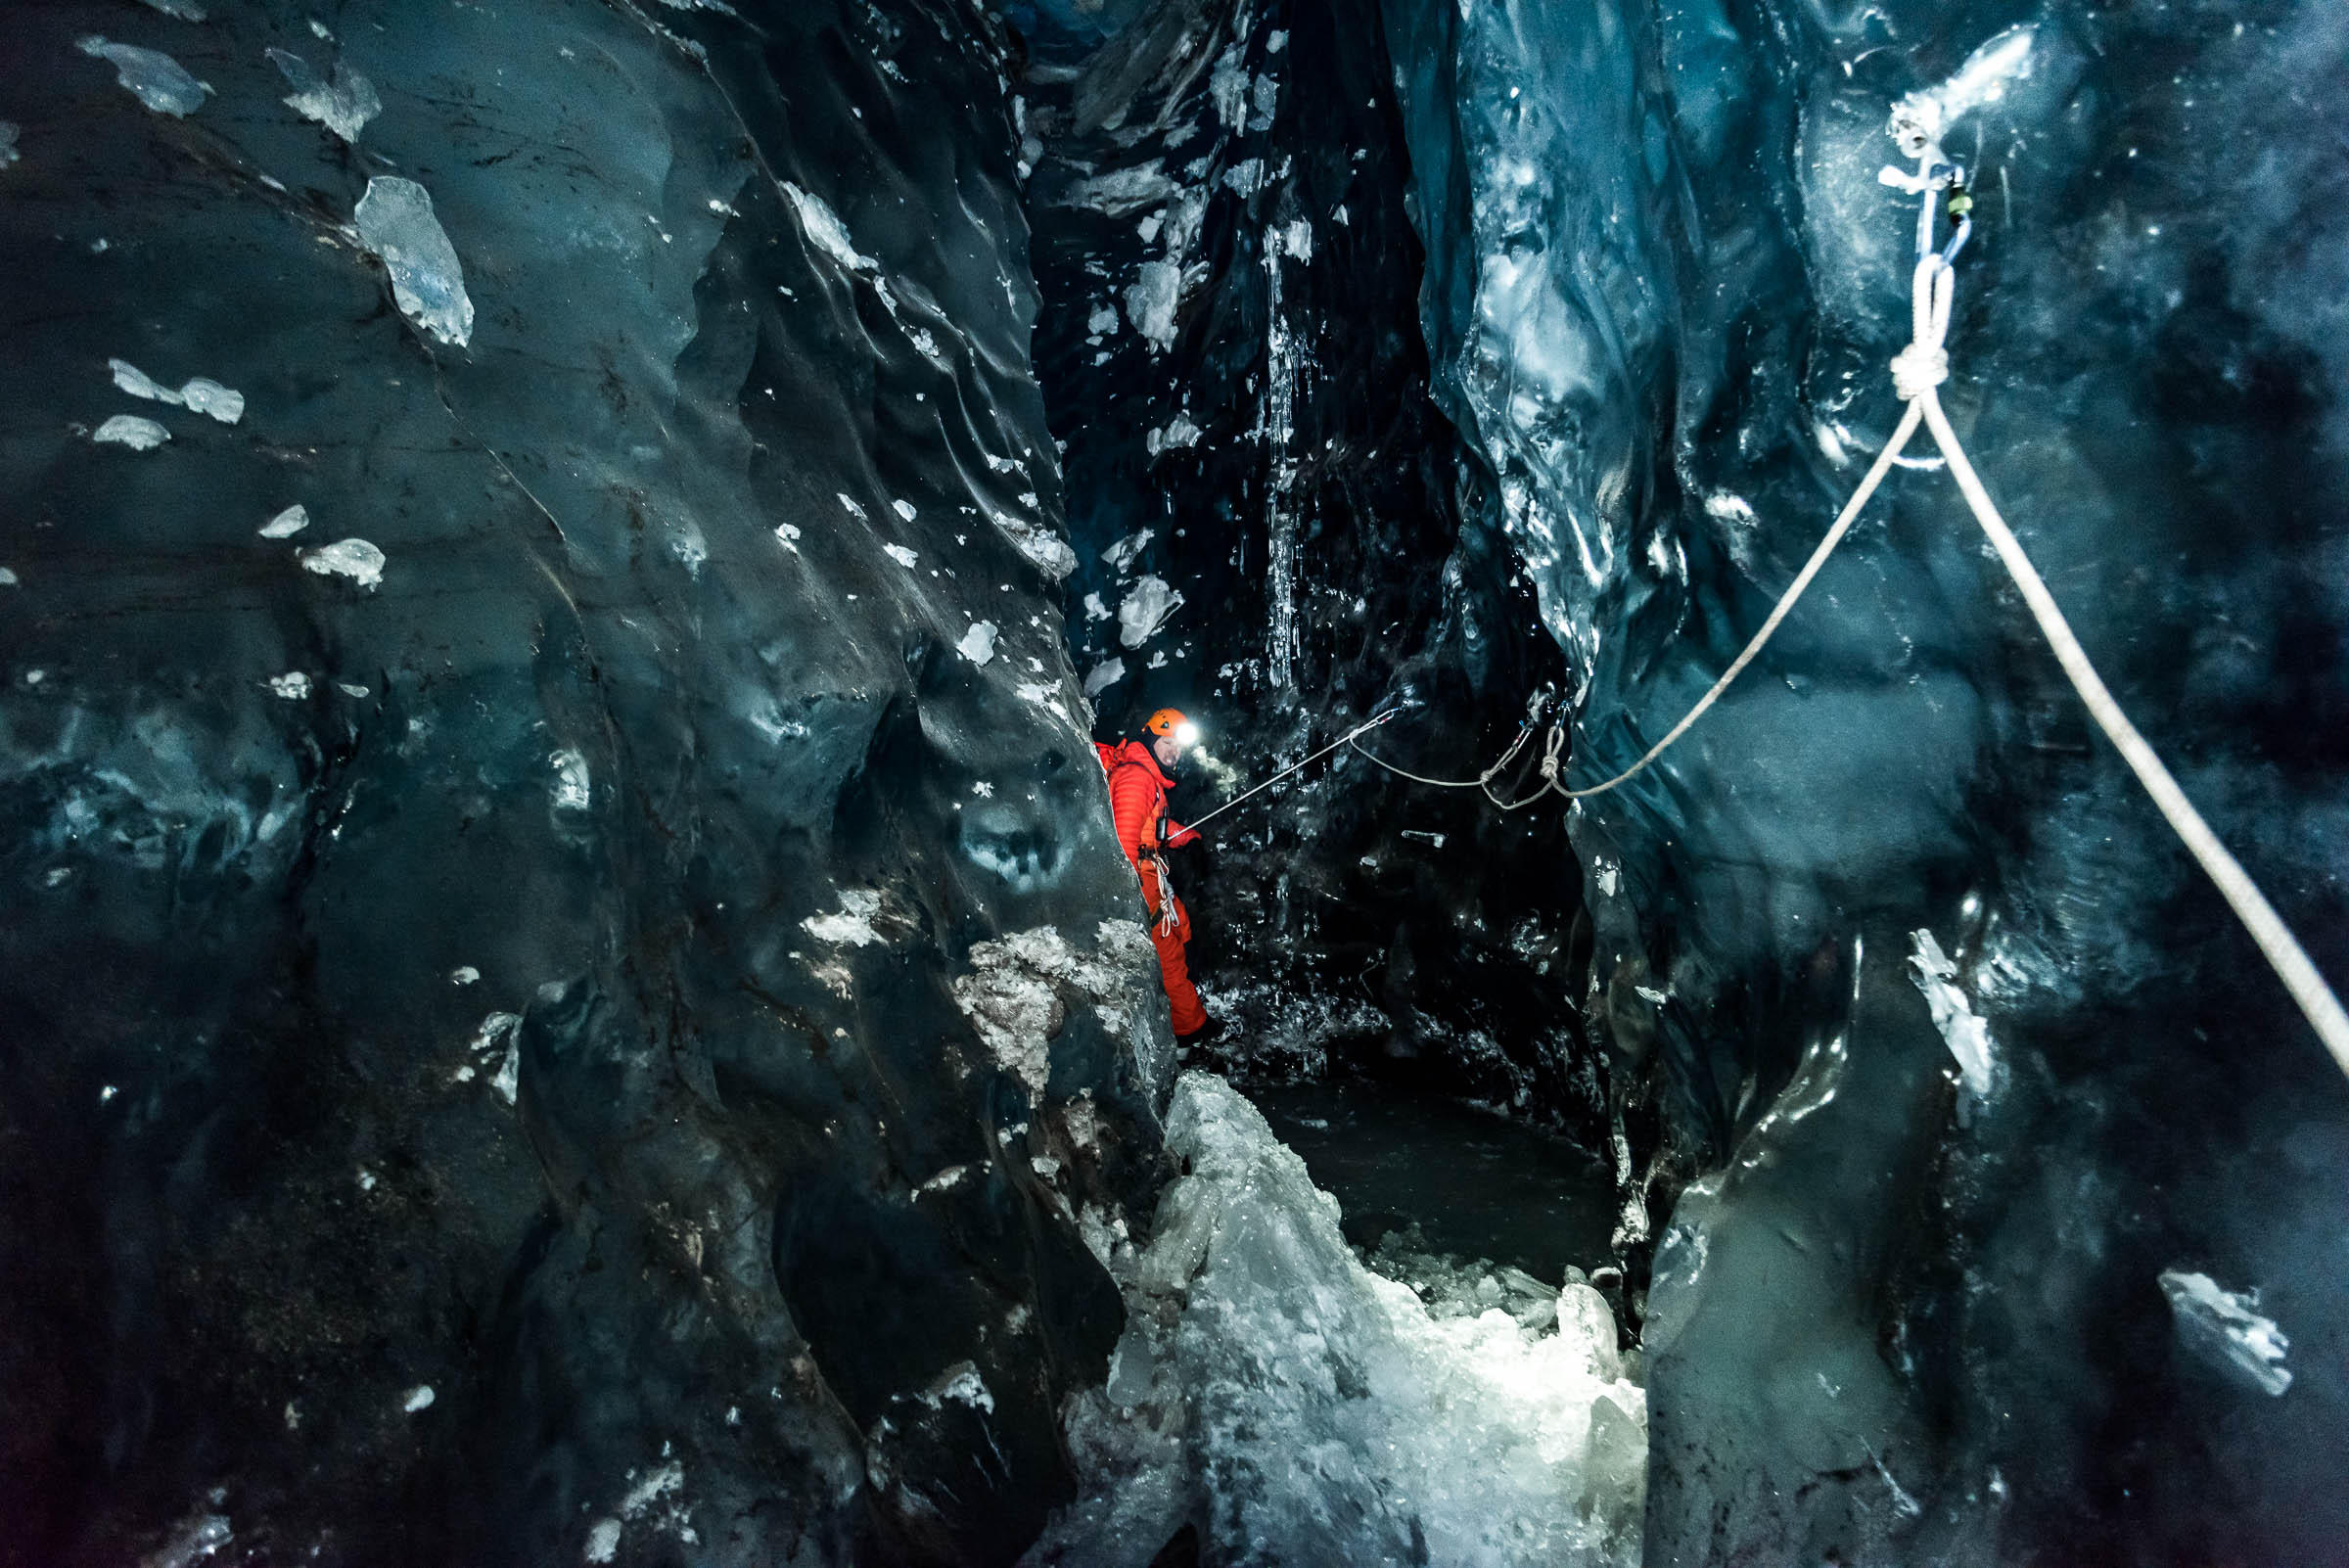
[
  {"x1": 1382, "y1": 0, "x2": 2349, "y2": 1559},
  {"x1": 0, "y1": 2, "x2": 1173, "y2": 1563},
  {"x1": 1028, "y1": 1073, "x2": 1645, "y2": 1567}
]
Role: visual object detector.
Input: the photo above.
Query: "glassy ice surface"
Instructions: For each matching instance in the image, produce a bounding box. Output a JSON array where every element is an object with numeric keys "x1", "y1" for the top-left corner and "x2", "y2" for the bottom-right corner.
[{"x1": 1031, "y1": 1074, "x2": 1645, "y2": 1568}]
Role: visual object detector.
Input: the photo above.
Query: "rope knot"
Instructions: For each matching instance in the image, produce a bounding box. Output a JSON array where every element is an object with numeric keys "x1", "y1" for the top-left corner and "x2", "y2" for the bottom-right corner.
[{"x1": 1891, "y1": 341, "x2": 1948, "y2": 401}]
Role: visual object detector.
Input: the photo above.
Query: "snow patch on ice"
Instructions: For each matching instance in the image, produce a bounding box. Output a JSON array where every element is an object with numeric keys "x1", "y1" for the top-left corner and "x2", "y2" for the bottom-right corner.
[
  {"x1": 353, "y1": 177, "x2": 474, "y2": 346},
  {"x1": 265, "y1": 672, "x2": 311, "y2": 701},
  {"x1": 2158, "y1": 1269, "x2": 2290, "y2": 1396},
  {"x1": 259, "y1": 504, "x2": 309, "y2": 538},
  {"x1": 77, "y1": 37, "x2": 211, "y2": 116},
  {"x1": 402, "y1": 1385, "x2": 436, "y2": 1412},
  {"x1": 883, "y1": 543, "x2": 918, "y2": 569}
]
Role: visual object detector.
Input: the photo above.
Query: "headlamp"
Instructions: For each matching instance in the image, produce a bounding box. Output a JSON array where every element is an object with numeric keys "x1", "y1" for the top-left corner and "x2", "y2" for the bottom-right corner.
[{"x1": 1174, "y1": 721, "x2": 1201, "y2": 747}]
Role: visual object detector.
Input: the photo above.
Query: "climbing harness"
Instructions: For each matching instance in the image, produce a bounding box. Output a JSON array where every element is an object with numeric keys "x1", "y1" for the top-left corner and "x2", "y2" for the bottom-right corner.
[{"x1": 1348, "y1": 132, "x2": 2349, "y2": 1077}]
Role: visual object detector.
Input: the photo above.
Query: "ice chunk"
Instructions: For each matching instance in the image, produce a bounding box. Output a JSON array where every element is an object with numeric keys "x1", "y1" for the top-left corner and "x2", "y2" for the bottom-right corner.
[
  {"x1": 1116, "y1": 575, "x2": 1183, "y2": 648},
  {"x1": 266, "y1": 672, "x2": 311, "y2": 700},
  {"x1": 93, "y1": 414, "x2": 169, "y2": 450},
  {"x1": 584, "y1": 1519, "x2": 622, "y2": 1564},
  {"x1": 1082, "y1": 658, "x2": 1126, "y2": 697},
  {"x1": 773, "y1": 521, "x2": 802, "y2": 553},
  {"x1": 353, "y1": 177, "x2": 475, "y2": 346},
  {"x1": 1145, "y1": 415, "x2": 1200, "y2": 456},
  {"x1": 1123, "y1": 261, "x2": 1181, "y2": 354},
  {"x1": 0, "y1": 122, "x2": 18, "y2": 168},
  {"x1": 299, "y1": 538, "x2": 387, "y2": 591},
  {"x1": 956, "y1": 621, "x2": 998, "y2": 666},
  {"x1": 76, "y1": 37, "x2": 211, "y2": 117},
  {"x1": 883, "y1": 543, "x2": 918, "y2": 569},
  {"x1": 986, "y1": 510, "x2": 1078, "y2": 580},
  {"x1": 783, "y1": 183, "x2": 875, "y2": 271},
  {"x1": 1100, "y1": 528, "x2": 1152, "y2": 574},
  {"x1": 267, "y1": 48, "x2": 381, "y2": 142},
  {"x1": 1908, "y1": 930, "x2": 1994, "y2": 1095},
  {"x1": 177, "y1": 378, "x2": 243, "y2": 424},
  {"x1": 0, "y1": 569, "x2": 17, "y2": 587},
  {"x1": 891, "y1": 498, "x2": 917, "y2": 523},
  {"x1": 402, "y1": 1384, "x2": 436, "y2": 1412},
  {"x1": 2158, "y1": 1269, "x2": 2291, "y2": 1396},
  {"x1": 109, "y1": 359, "x2": 177, "y2": 404},
  {"x1": 137, "y1": 0, "x2": 207, "y2": 18},
  {"x1": 109, "y1": 360, "x2": 242, "y2": 423},
  {"x1": 804, "y1": 888, "x2": 886, "y2": 947},
  {"x1": 258, "y1": 504, "x2": 309, "y2": 538}
]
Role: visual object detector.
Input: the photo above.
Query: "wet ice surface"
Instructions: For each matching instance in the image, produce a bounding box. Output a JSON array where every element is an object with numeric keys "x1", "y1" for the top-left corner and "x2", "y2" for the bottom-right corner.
[
  {"x1": 1250, "y1": 1078, "x2": 1615, "y2": 1281},
  {"x1": 1031, "y1": 1073, "x2": 1644, "y2": 1568}
]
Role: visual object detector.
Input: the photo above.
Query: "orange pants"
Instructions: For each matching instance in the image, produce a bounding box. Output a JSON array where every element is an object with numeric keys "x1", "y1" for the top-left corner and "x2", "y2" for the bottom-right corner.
[{"x1": 1138, "y1": 869, "x2": 1209, "y2": 1037}]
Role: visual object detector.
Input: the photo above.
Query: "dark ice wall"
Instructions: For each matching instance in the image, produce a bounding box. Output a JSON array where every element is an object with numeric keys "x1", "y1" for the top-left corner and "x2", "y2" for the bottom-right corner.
[
  {"x1": 1383, "y1": 0, "x2": 2349, "y2": 1561},
  {"x1": 1014, "y1": 0, "x2": 1614, "y2": 1141},
  {"x1": 0, "y1": 3, "x2": 1169, "y2": 1564}
]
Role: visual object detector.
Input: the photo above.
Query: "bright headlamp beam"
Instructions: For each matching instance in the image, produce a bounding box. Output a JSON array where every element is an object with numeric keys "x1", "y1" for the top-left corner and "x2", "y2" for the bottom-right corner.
[{"x1": 1174, "y1": 722, "x2": 1201, "y2": 747}]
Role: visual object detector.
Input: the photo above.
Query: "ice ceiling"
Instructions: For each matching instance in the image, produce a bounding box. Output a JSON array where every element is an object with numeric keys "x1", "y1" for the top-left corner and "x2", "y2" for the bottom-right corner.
[{"x1": 2, "y1": 0, "x2": 2344, "y2": 1565}]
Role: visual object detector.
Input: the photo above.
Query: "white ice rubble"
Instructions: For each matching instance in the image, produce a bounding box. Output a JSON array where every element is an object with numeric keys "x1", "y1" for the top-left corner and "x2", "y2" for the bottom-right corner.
[
  {"x1": 1029, "y1": 1073, "x2": 1646, "y2": 1567},
  {"x1": 353, "y1": 176, "x2": 475, "y2": 346},
  {"x1": 2158, "y1": 1268, "x2": 2291, "y2": 1397}
]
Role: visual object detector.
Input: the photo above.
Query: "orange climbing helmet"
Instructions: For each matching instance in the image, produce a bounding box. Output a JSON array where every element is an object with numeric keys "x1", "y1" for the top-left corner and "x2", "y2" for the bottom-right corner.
[{"x1": 1144, "y1": 709, "x2": 1201, "y2": 747}]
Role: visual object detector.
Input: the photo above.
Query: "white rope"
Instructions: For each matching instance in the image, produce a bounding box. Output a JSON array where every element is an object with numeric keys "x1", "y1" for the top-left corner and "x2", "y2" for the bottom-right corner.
[
  {"x1": 1366, "y1": 152, "x2": 2349, "y2": 1074},
  {"x1": 1902, "y1": 283, "x2": 2349, "y2": 1078}
]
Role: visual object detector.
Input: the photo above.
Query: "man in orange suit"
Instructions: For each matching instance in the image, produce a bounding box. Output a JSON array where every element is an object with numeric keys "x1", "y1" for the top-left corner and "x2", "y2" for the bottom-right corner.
[{"x1": 1095, "y1": 708, "x2": 1211, "y2": 1038}]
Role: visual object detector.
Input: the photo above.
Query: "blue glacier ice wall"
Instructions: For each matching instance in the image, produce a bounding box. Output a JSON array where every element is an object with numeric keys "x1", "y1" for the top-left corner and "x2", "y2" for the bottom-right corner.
[
  {"x1": 1015, "y1": 0, "x2": 1611, "y2": 1132},
  {"x1": 1383, "y1": 0, "x2": 2349, "y2": 1559},
  {"x1": 0, "y1": 2, "x2": 1175, "y2": 1563}
]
